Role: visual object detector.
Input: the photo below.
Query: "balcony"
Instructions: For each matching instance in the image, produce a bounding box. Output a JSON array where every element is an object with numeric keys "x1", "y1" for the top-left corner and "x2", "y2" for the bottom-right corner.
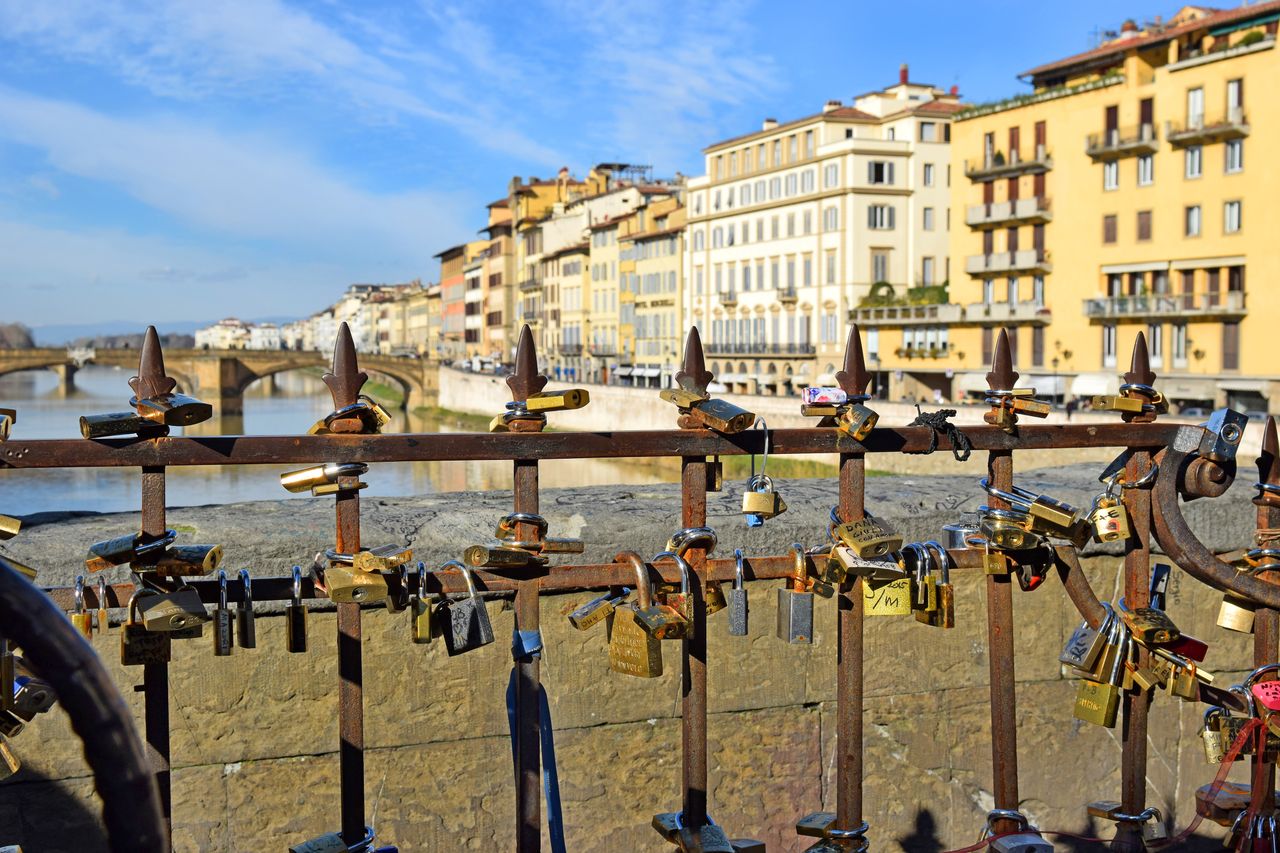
[
  {"x1": 965, "y1": 300, "x2": 1053, "y2": 326},
  {"x1": 779, "y1": 288, "x2": 798, "y2": 304},
  {"x1": 964, "y1": 145, "x2": 1052, "y2": 181},
  {"x1": 893, "y1": 345, "x2": 953, "y2": 360},
  {"x1": 965, "y1": 250, "x2": 1052, "y2": 276},
  {"x1": 719, "y1": 290, "x2": 738, "y2": 307},
  {"x1": 1166, "y1": 108, "x2": 1249, "y2": 147},
  {"x1": 965, "y1": 196, "x2": 1052, "y2": 229},
  {"x1": 1083, "y1": 290, "x2": 1246, "y2": 321},
  {"x1": 522, "y1": 308, "x2": 540, "y2": 322},
  {"x1": 1085, "y1": 123, "x2": 1158, "y2": 161},
  {"x1": 705, "y1": 343, "x2": 816, "y2": 357},
  {"x1": 518, "y1": 278, "x2": 544, "y2": 292},
  {"x1": 559, "y1": 344, "x2": 583, "y2": 356},
  {"x1": 588, "y1": 345, "x2": 616, "y2": 358},
  {"x1": 851, "y1": 302, "x2": 963, "y2": 326}
]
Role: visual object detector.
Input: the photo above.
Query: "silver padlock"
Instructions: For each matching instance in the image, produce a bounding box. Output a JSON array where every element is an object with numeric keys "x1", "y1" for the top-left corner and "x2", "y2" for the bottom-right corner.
[
  {"x1": 776, "y1": 543, "x2": 814, "y2": 645},
  {"x1": 986, "y1": 810, "x2": 1053, "y2": 853},
  {"x1": 1199, "y1": 408, "x2": 1248, "y2": 462},
  {"x1": 728, "y1": 549, "x2": 748, "y2": 637}
]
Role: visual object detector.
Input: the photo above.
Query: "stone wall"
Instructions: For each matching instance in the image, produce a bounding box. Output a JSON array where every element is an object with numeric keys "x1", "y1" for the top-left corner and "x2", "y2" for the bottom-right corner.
[{"x1": 0, "y1": 471, "x2": 1265, "y2": 852}]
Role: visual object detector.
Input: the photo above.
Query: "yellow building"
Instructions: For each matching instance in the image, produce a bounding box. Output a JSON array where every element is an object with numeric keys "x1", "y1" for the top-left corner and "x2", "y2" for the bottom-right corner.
[
  {"x1": 947, "y1": 3, "x2": 1279, "y2": 410},
  {"x1": 542, "y1": 241, "x2": 589, "y2": 380},
  {"x1": 585, "y1": 216, "x2": 625, "y2": 383},
  {"x1": 618, "y1": 196, "x2": 686, "y2": 388}
]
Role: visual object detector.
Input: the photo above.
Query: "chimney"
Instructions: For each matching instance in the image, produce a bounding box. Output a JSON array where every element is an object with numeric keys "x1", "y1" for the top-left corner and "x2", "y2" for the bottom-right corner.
[
  {"x1": 762, "y1": 118, "x2": 778, "y2": 130},
  {"x1": 823, "y1": 100, "x2": 842, "y2": 113},
  {"x1": 950, "y1": 85, "x2": 959, "y2": 96},
  {"x1": 899, "y1": 63, "x2": 909, "y2": 85}
]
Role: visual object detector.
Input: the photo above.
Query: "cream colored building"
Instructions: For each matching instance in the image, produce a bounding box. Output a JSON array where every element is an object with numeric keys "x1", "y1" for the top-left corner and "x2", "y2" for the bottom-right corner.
[
  {"x1": 685, "y1": 66, "x2": 959, "y2": 395},
  {"x1": 618, "y1": 197, "x2": 686, "y2": 388}
]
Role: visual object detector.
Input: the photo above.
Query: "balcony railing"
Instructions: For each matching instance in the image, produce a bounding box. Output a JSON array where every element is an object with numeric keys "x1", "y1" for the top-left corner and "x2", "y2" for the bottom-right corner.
[
  {"x1": 965, "y1": 300, "x2": 1053, "y2": 325},
  {"x1": 893, "y1": 345, "x2": 952, "y2": 360},
  {"x1": 963, "y1": 144, "x2": 1052, "y2": 181},
  {"x1": 518, "y1": 278, "x2": 544, "y2": 292},
  {"x1": 1083, "y1": 290, "x2": 1246, "y2": 320},
  {"x1": 965, "y1": 250, "x2": 1052, "y2": 276},
  {"x1": 588, "y1": 345, "x2": 616, "y2": 357},
  {"x1": 851, "y1": 303, "x2": 964, "y2": 326},
  {"x1": 521, "y1": 308, "x2": 540, "y2": 322},
  {"x1": 719, "y1": 290, "x2": 738, "y2": 307},
  {"x1": 1165, "y1": 108, "x2": 1249, "y2": 147},
  {"x1": 705, "y1": 342, "x2": 816, "y2": 356},
  {"x1": 779, "y1": 288, "x2": 798, "y2": 304},
  {"x1": 1085, "y1": 123, "x2": 1158, "y2": 160},
  {"x1": 965, "y1": 196, "x2": 1052, "y2": 229}
]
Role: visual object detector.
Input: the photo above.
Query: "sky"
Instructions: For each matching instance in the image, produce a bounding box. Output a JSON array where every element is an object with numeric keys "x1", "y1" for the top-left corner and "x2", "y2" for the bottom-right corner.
[{"x1": 0, "y1": 0, "x2": 1187, "y2": 330}]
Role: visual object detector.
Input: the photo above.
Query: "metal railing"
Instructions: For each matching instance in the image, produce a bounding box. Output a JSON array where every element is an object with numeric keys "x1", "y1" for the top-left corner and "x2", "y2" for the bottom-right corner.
[
  {"x1": 704, "y1": 342, "x2": 816, "y2": 356},
  {"x1": 1, "y1": 320, "x2": 1273, "y2": 852},
  {"x1": 965, "y1": 250, "x2": 1052, "y2": 275},
  {"x1": 1086, "y1": 123, "x2": 1158, "y2": 159},
  {"x1": 1166, "y1": 108, "x2": 1250, "y2": 146},
  {"x1": 1084, "y1": 290, "x2": 1247, "y2": 320},
  {"x1": 965, "y1": 196, "x2": 1052, "y2": 228}
]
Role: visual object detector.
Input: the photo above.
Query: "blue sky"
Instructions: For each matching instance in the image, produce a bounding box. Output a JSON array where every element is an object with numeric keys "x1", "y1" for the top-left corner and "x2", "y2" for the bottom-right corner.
[{"x1": 0, "y1": 0, "x2": 1182, "y2": 329}]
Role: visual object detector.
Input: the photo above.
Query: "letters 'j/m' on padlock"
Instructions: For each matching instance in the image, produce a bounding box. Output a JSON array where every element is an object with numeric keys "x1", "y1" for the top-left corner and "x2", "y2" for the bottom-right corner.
[{"x1": 608, "y1": 552, "x2": 664, "y2": 678}]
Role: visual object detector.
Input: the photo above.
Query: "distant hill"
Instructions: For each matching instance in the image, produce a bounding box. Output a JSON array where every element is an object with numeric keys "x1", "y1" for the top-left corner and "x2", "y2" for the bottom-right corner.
[
  {"x1": 31, "y1": 317, "x2": 296, "y2": 347},
  {"x1": 0, "y1": 323, "x2": 35, "y2": 348}
]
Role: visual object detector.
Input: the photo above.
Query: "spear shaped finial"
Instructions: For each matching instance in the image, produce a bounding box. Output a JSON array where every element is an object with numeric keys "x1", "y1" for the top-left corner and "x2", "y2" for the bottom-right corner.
[
  {"x1": 834, "y1": 323, "x2": 871, "y2": 397},
  {"x1": 322, "y1": 322, "x2": 368, "y2": 409},
  {"x1": 129, "y1": 326, "x2": 177, "y2": 401},
  {"x1": 506, "y1": 325, "x2": 548, "y2": 402},
  {"x1": 1259, "y1": 416, "x2": 1280, "y2": 489},
  {"x1": 675, "y1": 326, "x2": 713, "y2": 395},
  {"x1": 1123, "y1": 330, "x2": 1156, "y2": 387},
  {"x1": 985, "y1": 328, "x2": 1018, "y2": 391}
]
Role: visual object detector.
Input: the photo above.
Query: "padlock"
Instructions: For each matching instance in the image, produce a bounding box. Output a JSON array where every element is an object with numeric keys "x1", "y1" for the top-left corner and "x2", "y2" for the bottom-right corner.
[
  {"x1": 706, "y1": 456, "x2": 724, "y2": 492},
  {"x1": 288, "y1": 832, "x2": 349, "y2": 853},
  {"x1": 837, "y1": 401, "x2": 879, "y2": 442},
  {"x1": 978, "y1": 507, "x2": 1040, "y2": 551},
  {"x1": 1074, "y1": 615, "x2": 1126, "y2": 727},
  {"x1": 236, "y1": 569, "x2": 256, "y2": 649},
  {"x1": 1118, "y1": 597, "x2": 1180, "y2": 645},
  {"x1": 441, "y1": 562, "x2": 495, "y2": 656},
  {"x1": 147, "y1": 543, "x2": 223, "y2": 576},
  {"x1": 640, "y1": 551, "x2": 693, "y2": 639},
  {"x1": 985, "y1": 810, "x2": 1053, "y2": 853},
  {"x1": 410, "y1": 562, "x2": 436, "y2": 644},
  {"x1": 120, "y1": 591, "x2": 172, "y2": 667},
  {"x1": 1201, "y1": 707, "x2": 1230, "y2": 764},
  {"x1": 1219, "y1": 593, "x2": 1257, "y2": 634},
  {"x1": 665, "y1": 526, "x2": 724, "y2": 616},
  {"x1": 1092, "y1": 394, "x2": 1148, "y2": 414},
  {"x1": 70, "y1": 576, "x2": 93, "y2": 639},
  {"x1": 1199, "y1": 408, "x2": 1248, "y2": 463},
  {"x1": 211, "y1": 570, "x2": 233, "y2": 656},
  {"x1": 0, "y1": 407, "x2": 13, "y2": 442},
  {"x1": 609, "y1": 553, "x2": 663, "y2": 678},
  {"x1": 286, "y1": 566, "x2": 308, "y2": 654},
  {"x1": 569, "y1": 587, "x2": 630, "y2": 632},
  {"x1": 0, "y1": 515, "x2": 18, "y2": 542},
  {"x1": 802, "y1": 387, "x2": 847, "y2": 405},
  {"x1": 832, "y1": 514, "x2": 902, "y2": 558},
  {"x1": 728, "y1": 549, "x2": 749, "y2": 637},
  {"x1": 777, "y1": 543, "x2": 815, "y2": 644},
  {"x1": 279, "y1": 462, "x2": 369, "y2": 494},
  {"x1": 132, "y1": 391, "x2": 213, "y2": 426},
  {"x1": 351, "y1": 544, "x2": 413, "y2": 574},
  {"x1": 685, "y1": 398, "x2": 756, "y2": 434},
  {"x1": 525, "y1": 388, "x2": 590, "y2": 412},
  {"x1": 79, "y1": 410, "x2": 171, "y2": 439},
  {"x1": 915, "y1": 541, "x2": 953, "y2": 629},
  {"x1": 85, "y1": 528, "x2": 177, "y2": 573},
  {"x1": 463, "y1": 545, "x2": 543, "y2": 568},
  {"x1": 95, "y1": 577, "x2": 110, "y2": 633},
  {"x1": 742, "y1": 474, "x2": 787, "y2": 527},
  {"x1": 320, "y1": 554, "x2": 390, "y2": 604},
  {"x1": 1060, "y1": 603, "x2": 1113, "y2": 673},
  {"x1": 138, "y1": 586, "x2": 210, "y2": 632}
]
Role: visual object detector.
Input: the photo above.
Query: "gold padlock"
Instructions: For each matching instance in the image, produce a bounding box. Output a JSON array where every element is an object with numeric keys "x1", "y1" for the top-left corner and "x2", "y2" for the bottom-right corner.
[
  {"x1": 120, "y1": 591, "x2": 172, "y2": 666},
  {"x1": 321, "y1": 564, "x2": 390, "y2": 604},
  {"x1": 138, "y1": 587, "x2": 210, "y2": 632}
]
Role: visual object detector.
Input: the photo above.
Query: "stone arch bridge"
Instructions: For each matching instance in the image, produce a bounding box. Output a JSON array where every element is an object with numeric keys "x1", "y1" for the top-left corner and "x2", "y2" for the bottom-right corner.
[{"x1": 0, "y1": 348, "x2": 437, "y2": 415}]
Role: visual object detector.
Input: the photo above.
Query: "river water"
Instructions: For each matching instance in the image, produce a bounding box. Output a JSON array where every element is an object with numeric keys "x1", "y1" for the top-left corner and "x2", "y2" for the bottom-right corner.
[{"x1": 0, "y1": 366, "x2": 672, "y2": 515}]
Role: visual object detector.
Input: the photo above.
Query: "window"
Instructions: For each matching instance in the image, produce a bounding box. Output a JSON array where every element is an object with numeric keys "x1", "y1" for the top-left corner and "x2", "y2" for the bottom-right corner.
[
  {"x1": 726, "y1": 226, "x2": 735, "y2": 246},
  {"x1": 868, "y1": 205, "x2": 895, "y2": 230},
  {"x1": 728, "y1": 152, "x2": 736, "y2": 177},
  {"x1": 713, "y1": 190, "x2": 721, "y2": 211},
  {"x1": 788, "y1": 135, "x2": 797, "y2": 161},
  {"x1": 983, "y1": 279, "x2": 995, "y2": 304},
  {"x1": 826, "y1": 251, "x2": 837, "y2": 284},
  {"x1": 1103, "y1": 161, "x2": 1119, "y2": 191},
  {"x1": 1226, "y1": 140, "x2": 1243, "y2": 173},
  {"x1": 756, "y1": 218, "x2": 764, "y2": 242},
  {"x1": 1223, "y1": 322, "x2": 1240, "y2": 370},
  {"x1": 866, "y1": 328, "x2": 879, "y2": 360},
  {"x1": 712, "y1": 227, "x2": 723, "y2": 248},
  {"x1": 923, "y1": 207, "x2": 935, "y2": 231},
  {"x1": 1147, "y1": 323, "x2": 1164, "y2": 367},
  {"x1": 786, "y1": 213, "x2": 795, "y2": 237},
  {"x1": 770, "y1": 216, "x2": 779, "y2": 239},
  {"x1": 772, "y1": 139, "x2": 781, "y2": 165},
  {"x1": 1172, "y1": 323, "x2": 1188, "y2": 368},
  {"x1": 1103, "y1": 214, "x2": 1117, "y2": 244},
  {"x1": 1032, "y1": 276, "x2": 1045, "y2": 305},
  {"x1": 769, "y1": 177, "x2": 781, "y2": 199},
  {"x1": 803, "y1": 255, "x2": 812, "y2": 287},
  {"x1": 1137, "y1": 210, "x2": 1152, "y2": 241},
  {"x1": 1185, "y1": 205, "x2": 1201, "y2": 237},
  {"x1": 923, "y1": 163, "x2": 935, "y2": 186},
  {"x1": 1185, "y1": 145, "x2": 1202, "y2": 179},
  {"x1": 823, "y1": 163, "x2": 839, "y2": 188},
  {"x1": 805, "y1": 130, "x2": 815, "y2": 157},
  {"x1": 1102, "y1": 324, "x2": 1117, "y2": 368},
  {"x1": 1137, "y1": 155, "x2": 1153, "y2": 186},
  {"x1": 801, "y1": 170, "x2": 815, "y2": 193},
  {"x1": 1187, "y1": 86, "x2": 1204, "y2": 127},
  {"x1": 1006, "y1": 278, "x2": 1018, "y2": 305},
  {"x1": 871, "y1": 250, "x2": 890, "y2": 283},
  {"x1": 868, "y1": 162, "x2": 895, "y2": 185},
  {"x1": 785, "y1": 173, "x2": 798, "y2": 196},
  {"x1": 755, "y1": 179, "x2": 766, "y2": 200},
  {"x1": 920, "y1": 121, "x2": 936, "y2": 142},
  {"x1": 1228, "y1": 78, "x2": 1243, "y2": 110},
  {"x1": 1032, "y1": 326, "x2": 1044, "y2": 367},
  {"x1": 770, "y1": 259, "x2": 779, "y2": 288},
  {"x1": 693, "y1": 194, "x2": 703, "y2": 215},
  {"x1": 786, "y1": 258, "x2": 795, "y2": 288},
  {"x1": 693, "y1": 230, "x2": 705, "y2": 251},
  {"x1": 742, "y1": 265, "x2": 751, "y2": 292},
  {"x1": 1225, "y1": 200, "x2": 1242, "y2": 233},
  {"x1": 740, "y1": 184, "x2": 751, "y2": 206},
  {"x1": 921, "y1": 257, "x2": 934, "y2": 285},
  {"x1": 823, "y1": 206, "x2": 839, "y2": 231},
  {"x1": 695, "y1": 267, "x2": 703, "y2": 294},
  {"x1": 757, "y1": 144, "x2": 766, "y2": 170}
]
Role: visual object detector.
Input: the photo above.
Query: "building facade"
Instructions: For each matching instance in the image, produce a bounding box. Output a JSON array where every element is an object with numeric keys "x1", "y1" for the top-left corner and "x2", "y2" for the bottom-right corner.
[
  {"x1": 619, "y1": 196, "x2": 686, "y2": 388},
  {"x1": 685, "y1": 67, "x2": 959, "y2": 395},
  {"x1": 947, "y1": 3, "x2": 1279, "y2": 410}
]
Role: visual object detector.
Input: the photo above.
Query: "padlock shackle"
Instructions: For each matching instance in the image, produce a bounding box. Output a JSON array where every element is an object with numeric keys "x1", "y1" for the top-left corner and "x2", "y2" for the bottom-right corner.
[
  {"x1": 978, "y1": 477, "x2": 1031, "y2": 510},
  {"x1": 666, "y1": 526, "x2": 717, "y2": 557},
  {"x1": 751, "y1": 417, "x2": 770, "y2": 480},
  {"x1": 1245, "y1": 662, "x2": 1280, "y2": 688},
  {"x1": 239, "y1": 569, "x2": 253, "y2": 607},
  {"x1": 652, "y1": 551, "x2": 692, "y2": 595},
  {"x1": 789, "y1": 543, "x2": 807, "y2": 592},
  {"x1": 497, "y1": 512, "x2": 548, "y2": 537},
  {"x1": 134, "y1": 528, "x2": 179, "y2": 558},
  {"x1": 217, "y1": 570, "x2": 228, "y2": 609},
  {"x1": 615, "y1": 551, "x2": 652, "y2": 608},
  {"x1": 291, "y1": 565, "x2": 303, "y2": 605},
  {"x1": 922, "y1": 540, "x2": 949, "y2": 584},
  {"x1": 732, "y1": 549, "x2": 746, "y2": 590},
  {"x1": 74, "y1": 575, "x2": 86, "y2": 613},
  {"x1": 125, "y1": 587, "x2": 160, "y2": 624}
]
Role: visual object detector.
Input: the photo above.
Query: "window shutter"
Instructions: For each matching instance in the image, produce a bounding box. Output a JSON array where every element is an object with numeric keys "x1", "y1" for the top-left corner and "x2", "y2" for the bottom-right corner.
[
  {"x1": 867, "y1": 207, "x2": 875, "y2": 228},
  {"x1": 887, "y1": 163, "x2": 895, "y2": 184},
  {"x1": 888, "y1": 207, "x2": 896, "y2": 229}
]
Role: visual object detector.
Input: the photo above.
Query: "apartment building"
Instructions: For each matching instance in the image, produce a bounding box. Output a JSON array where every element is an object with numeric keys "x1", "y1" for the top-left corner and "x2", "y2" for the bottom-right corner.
[
  {"x1": 618, "y1": 196, "x2": 686, "y2": 388},
  {"x1": 585, "y1": 216, "x2": 625, "y2": 383},
  {"x1": 434, "y1": 242, "x2": 488, "y2": 361},
  {"x1": 947, "y1": 3, "x2": 1279, "y2": 410},
  {"x1": 480, "y1": 200, "x2": 513, "y2": 359},
  {"x1": 685, "y1": 66, "x2": 959, "y2": 395}
]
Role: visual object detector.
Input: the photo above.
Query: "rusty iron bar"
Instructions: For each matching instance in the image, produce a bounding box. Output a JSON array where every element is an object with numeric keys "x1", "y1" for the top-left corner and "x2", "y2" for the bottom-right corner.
[
  {"x1": 1115, "y1": 335, "x2": 1157, "y2": 853},
  {"x1": 1252, "y1": 417, "x2": 1280, "y2": 820},
  {"x1": 140, "y1": 465, "x2": 172, "y2": 847},
  {"x1": 984, "y1": 331, "x2": 1020, "y2": 836},
  {"x1": 0, "y1": 422, "x2": 1179, "y2": 470},
  {"x1": 834, "y1": 325, "x2": 870, "y2": 834}
]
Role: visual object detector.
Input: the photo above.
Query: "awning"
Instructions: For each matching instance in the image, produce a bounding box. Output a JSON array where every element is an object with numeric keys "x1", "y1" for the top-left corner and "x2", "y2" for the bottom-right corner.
[
  {"x1": 1219, "y1": 378, "x2": 1268, "y2": 392},
  {"x1": 1170, "y1": 255, "x2": 1246, "y2": 271},
  {"x1": 635, "y1": 367, "x2": 660, "y2": 378},
  {"x1": 614, "y1": 367, "x2": 633, "y2": 377},
  {"x1": 1070, "y1": 371, "x2": 1120, "y2": 398},
  {"x1": 718, "y1": 372, "x2": 752, "y2": 383},
  {"x1": 1022, "y1": 374, "x2": 1069, "y2": 397},
  {"x1": 1101, "y1": 261, "x2": 1170, "y2": 274},
  {"x1": 814, "y1": 373, "x2": 838, "y2": 386},
  {"x1": 788, "y1": 375, "x2": 811, "y2": 386},
  {"x1": 952, "y1": 373, "x2": 991, "y2": 395}
]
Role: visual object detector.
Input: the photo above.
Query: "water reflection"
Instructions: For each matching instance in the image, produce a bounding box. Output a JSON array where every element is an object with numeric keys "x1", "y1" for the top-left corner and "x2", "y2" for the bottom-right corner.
[{"x1": 0, "y1": 366, "x2": 673, "y2": 515}]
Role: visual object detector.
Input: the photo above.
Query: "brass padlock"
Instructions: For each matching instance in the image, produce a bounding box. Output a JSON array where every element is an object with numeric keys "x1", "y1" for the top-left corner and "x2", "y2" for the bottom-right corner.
[
  {"x1": 838, "y1": 401, "x2": 879, "y2": 442},
  {"x1": 138, "y1": 586, "x2": 210, "y2": 632},
  {"x1": 279, "y1": 462, "x2": 369, "y2": 494},
  {"x1": 0, "y1": 515, "x2": 18, "y2": 542},
  {"x1": 832, "y1": 515, "x2": 902, "y2": 558},
  {"x1": 1088, "y1": 477, "x2": 1130, "y2": 543},
  {"x1": 665, "y1": 526, "x2": 724, "y2": 616},
  {"x1": 120, "y1": 591, "x2": 172, "y2": 666},
  {"x1": 79, "y1": 411, "x2": 169, "y2": 439},
  {"x1": 147, "y1": 544, "x2": 223, "y2": 576},
  {"x1": 1119, "y1": 597, "x2": 1180, "y2": 645},
  {"x1": 463, "y1": 545, "x2": 543, "y2": 568},
  {"x1": 742, "y1": 474, "x2": 787, "y2": 527},
  {"x1": 608, "y1": 553, "x2": 663, "y2": 678},
  {"x1": 350, "y1": 544, "x2": 412, "y2": 574},
  {"x1": 659, "y1": 387, "x2": 709, "y2": 409},
  {"x1": 525, "y1": 389, "x2": 590, "y2": 412},
  {"x1": 638, "y1": 551, "x2": 693, "y2": 640},
  {"x1": 321, "y1": 563, "x2": 390, "y2": 604},
  {"x1": 410, "y1": 562, "x2": 436, "y2": 644},
  {"x1": 132, "y1": 391, "x2": 213, "y2": 426},
  {"x1": 288, "y1": 832, "x2": 349, "y2": 853},
  {"x1": 0, "y1": 736, "x2": 19, "y2": 780},
  {"x1": 978, "y1": 508, "x2": 1039, "y2": 551},
  {"x1": 570, "y1": 588, "x2": 630, "y2": 632},
  {"x1": 85, "y1": 528, "x2": 177, "y2": 572},
  {"x1": 0, "y1": 407, "x2": 14, "y2": 442},
  {"x1": 70, "y1": 576, "x2": 93, "y2": 639}
]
